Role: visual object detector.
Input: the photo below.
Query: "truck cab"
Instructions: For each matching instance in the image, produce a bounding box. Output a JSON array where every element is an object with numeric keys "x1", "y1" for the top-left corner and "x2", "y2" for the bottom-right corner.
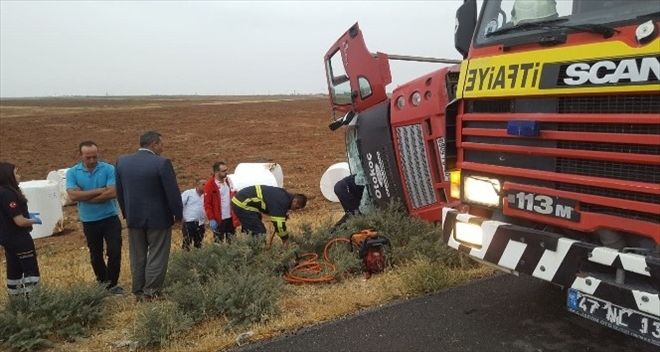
[
  {"x1": 323, "y1": 0, "x2": 659, "y2": 346},
  {"x1": 446, "y1": 0, "x2": 659, "y2": 345},
  {"x1": 324, "y1": 23, "x2": 460, "y2": 221}
]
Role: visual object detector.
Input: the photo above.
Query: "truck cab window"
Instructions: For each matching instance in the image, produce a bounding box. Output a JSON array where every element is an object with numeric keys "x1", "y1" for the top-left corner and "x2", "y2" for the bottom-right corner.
[
  {"x1": 358, "y1": 76, "x2": 372, "y2": 99},
  {"x1": 326, "y1": 50, "x2": 352, "y2": 105}
]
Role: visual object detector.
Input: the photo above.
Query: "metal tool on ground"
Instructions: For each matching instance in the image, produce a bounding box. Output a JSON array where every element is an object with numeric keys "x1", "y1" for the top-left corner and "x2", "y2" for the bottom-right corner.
[{"x1": 282, "y1": 229, "x2": 391, "y2": 284}]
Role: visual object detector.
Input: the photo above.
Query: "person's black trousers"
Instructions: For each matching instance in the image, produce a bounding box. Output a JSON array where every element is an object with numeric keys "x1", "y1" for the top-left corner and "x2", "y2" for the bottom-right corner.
[
  {"x1": 82, "y1": 215, "x2": 122, "y2": 288},
  {"x1": 213, "y1": 218, "x2": 235, "y2": 243},
  {"x1": 334, "y1": 175, "x2": 365, "y2": 214},
  {"x1": 182, "y1": 221, "x2": 205, "y2": 249},
  {"x1": 231, "y1": 204, "x2": 266, "y2": 236},
  {"x1": 2, "y1": 233, "x2": 40, "y2": 295}
]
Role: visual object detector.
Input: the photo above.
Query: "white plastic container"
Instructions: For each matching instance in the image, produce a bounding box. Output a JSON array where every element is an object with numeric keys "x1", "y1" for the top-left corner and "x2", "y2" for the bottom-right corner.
[
  {"x1": 19, "y1": 180, "x2": 64, "y2": 239},
  {"x1": 319, "y1": 162, "x2": 350, "y2": 202},
  {"x1": 46, "y1": 168, "x2": 74, "y2": 206},
  {"x1": 229, "y1": 163, "x2": 284, "y2": 191}
]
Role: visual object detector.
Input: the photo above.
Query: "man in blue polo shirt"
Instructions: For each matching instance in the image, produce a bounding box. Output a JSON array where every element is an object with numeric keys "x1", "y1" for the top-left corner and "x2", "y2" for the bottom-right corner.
[{"x1": 66, "y1": 141, "x2": 123, "y2": 294}]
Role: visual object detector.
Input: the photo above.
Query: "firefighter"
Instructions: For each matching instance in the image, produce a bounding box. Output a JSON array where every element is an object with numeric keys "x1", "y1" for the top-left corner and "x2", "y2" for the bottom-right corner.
[
  {"x1": 332, "y1": 174, "x2": 364, "y2": 230},
  {"x1": 231, "y1": 185, "x2": 307, "y2": 244}
]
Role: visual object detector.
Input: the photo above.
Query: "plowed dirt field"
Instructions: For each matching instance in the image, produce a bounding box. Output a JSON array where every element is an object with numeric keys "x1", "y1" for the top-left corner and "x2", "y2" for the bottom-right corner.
[{"x1": 0, "y1": 96, "x2": 345, "y2": 257}]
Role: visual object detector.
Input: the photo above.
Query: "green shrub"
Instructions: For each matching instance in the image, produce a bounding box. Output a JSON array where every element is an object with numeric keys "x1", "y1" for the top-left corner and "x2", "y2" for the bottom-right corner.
[
  {"x1": 209, "y1": 268, "x2": 283, "y2": 327},
  {"x1": 292, "y1": 221, "x2": 339, "y2": 254},
  {"x1": 136, "y1": 204, "x2": 479, "y2": 347},
  {"x1": 166, "y1": 280, "x2": 211, "y2": 320},
  {"x1": 167, "y1": 236, "x2": 293, "y2": 288},
  {"x1": 323, "y1": 239, "x2": 362, "y2": 280},
  {"x1": 0, "y1": 284, "x2": 109, "y2": 351},
  {"x1": 0, "y1": 310, "x2": 51, "y2": 352},
  {"x1": 333, "y1": 201, "x2": 479, "y2": 269},
  {"x1": 287, "y1": 221, "x2": 364, "y2": 282},
  {"x1": 153, "y1": 235, "x2": 286, "y2": 345},
  {"x1": 133, "y1": 301, "x2": 192, "y2": 347},
  {"x1": 288, "y1": 202, "x2": 478, "y2": 281},
  {"x1": 397, "y1": 257, "x2": 459, "y2": 295}
]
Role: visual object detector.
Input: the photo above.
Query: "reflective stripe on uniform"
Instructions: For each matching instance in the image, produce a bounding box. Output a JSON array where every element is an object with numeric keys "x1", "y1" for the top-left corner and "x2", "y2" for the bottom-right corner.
[
  {"x1": 254, "y1": 185, "x2": 266, "y2": 209},
  {"x1": 22, "y1": 276, "x2": 40, "y2": 284},
  {"x1": 232, "y1": 185, "x2": 267, "y2": 212},
  {"x1": 271, "y1": 215, "x2": 286, "y2": 235},
  {"x1": 232, "y1": 197, "x2": 260, "y2": 212},
  {"x1": 6, "y1": 276, "x2": 39, "y2": 295},
  {"x1": 6, "y1": 278, "x2": 23, "y2": 286}
]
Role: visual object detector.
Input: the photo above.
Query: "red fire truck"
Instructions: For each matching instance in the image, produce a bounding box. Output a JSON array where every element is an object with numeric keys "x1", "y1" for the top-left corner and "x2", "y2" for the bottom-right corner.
[{"x1": 323, "y1": 0, "x2": 659, "y2": 346}]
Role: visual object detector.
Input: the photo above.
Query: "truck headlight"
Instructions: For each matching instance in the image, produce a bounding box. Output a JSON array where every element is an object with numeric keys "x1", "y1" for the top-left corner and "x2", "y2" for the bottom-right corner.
[
  {"x1": 463, "y1": 176, "x2": 501, "y2": 207},
  {"x1": 454, "y1": 221, "x2": 483, "y2": 247}
]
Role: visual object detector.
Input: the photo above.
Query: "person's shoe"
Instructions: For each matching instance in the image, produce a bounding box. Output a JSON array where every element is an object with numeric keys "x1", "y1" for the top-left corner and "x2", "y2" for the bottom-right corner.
[{"x1": 108, "y1": 286, "x2": 125, "y2": 295}]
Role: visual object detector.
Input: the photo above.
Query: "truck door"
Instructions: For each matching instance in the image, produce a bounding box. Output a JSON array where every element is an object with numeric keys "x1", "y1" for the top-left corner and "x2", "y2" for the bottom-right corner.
[{"x1": 324, "y1": 23, "x2": 392, "y2": 116}]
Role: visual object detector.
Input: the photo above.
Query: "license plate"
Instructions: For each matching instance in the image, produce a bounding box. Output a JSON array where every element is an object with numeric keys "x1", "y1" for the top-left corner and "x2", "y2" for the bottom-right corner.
[
  {"x1": 506, "y1": 190, "x2": 580, "y2": 222},
  {"x1": 567, "y1": 288, "x2": 660, "y2": 346}
]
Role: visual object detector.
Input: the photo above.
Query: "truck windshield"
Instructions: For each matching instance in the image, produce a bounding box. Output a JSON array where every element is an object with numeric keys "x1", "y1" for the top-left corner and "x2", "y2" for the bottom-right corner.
[{"x1": 475, "y1": 0, "x2": 659, "y2": 46}]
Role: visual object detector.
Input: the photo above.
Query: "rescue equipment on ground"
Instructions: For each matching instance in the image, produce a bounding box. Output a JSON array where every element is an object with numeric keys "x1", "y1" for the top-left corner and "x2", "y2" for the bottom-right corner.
[
  {"x1": 282, "y1": 228, "x2": 391, "y2": 284},
  {"x1": 349, "y1": 228, "x2": 390, "y2": 277}
]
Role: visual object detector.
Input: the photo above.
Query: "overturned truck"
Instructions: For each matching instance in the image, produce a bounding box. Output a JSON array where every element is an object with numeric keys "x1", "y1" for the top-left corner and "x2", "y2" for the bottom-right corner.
[{"x1": 323, "y1": 0, "x2": 659, "y2": 346}]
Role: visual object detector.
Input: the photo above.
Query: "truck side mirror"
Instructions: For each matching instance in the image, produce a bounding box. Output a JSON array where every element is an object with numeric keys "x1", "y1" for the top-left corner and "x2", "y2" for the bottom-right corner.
[{"x1": 455, "y1": 0, "x2": 477, "y2": 59}]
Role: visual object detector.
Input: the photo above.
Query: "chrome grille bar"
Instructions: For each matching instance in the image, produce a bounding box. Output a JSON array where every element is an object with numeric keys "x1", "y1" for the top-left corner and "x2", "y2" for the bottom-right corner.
[{"x1": 396, "y1": 124, "x2": 436, "y2": 209}]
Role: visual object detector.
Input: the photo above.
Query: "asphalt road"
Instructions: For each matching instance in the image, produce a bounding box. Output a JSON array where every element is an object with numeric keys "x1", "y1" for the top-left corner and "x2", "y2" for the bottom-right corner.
[{"x1": 232, "y1": 274, "x2": 658, "y2": 352}]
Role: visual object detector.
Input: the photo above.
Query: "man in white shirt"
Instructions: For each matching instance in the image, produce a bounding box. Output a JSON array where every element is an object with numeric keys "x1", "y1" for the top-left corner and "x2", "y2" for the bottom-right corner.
[{"x1": 181, "y1": 178, "x2": 206, "y2": 250}]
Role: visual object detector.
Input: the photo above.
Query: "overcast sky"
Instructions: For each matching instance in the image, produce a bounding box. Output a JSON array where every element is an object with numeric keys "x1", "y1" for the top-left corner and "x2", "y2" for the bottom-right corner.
[{"x1": 1, "y1": 1, "x2": 463, "y2": 97}]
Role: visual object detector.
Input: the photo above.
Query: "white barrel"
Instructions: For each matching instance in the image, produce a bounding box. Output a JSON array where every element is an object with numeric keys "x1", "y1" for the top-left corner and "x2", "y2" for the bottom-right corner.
[
  {"x1": 19, "y1": 180, "x2": 64, "y2": 239},
  {"x1": 230, "y1": 163, "x2": 284, "y2": 191},
  {"x1": 46, "y1": 168, "x2": 74, "y2": 206},
  {"x1": 319, "y1": 162, "x2": 350, "y2": 202}
]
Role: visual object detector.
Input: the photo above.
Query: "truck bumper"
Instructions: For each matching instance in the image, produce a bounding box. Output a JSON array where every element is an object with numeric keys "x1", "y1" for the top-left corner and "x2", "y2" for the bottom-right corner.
[{"x1": 441, "y1": 207, "x2": 660, "y2": 345}]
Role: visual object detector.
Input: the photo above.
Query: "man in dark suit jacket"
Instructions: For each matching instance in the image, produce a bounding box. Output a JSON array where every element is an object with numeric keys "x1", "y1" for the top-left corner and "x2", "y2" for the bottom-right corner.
[{"x1": 115, "y1": 130, "x2": 183, "y2": 300}]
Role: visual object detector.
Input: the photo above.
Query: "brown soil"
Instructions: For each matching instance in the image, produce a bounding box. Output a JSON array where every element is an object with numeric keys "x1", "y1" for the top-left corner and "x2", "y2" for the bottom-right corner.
[{"x1": 0, "y1": 96, "x2": 345, "y2": 254}]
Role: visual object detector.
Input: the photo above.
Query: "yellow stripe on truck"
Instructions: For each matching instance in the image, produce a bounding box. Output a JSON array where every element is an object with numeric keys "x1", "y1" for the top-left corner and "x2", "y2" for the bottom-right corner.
[{"x1": 456, "y1": 38, "x2": 660, "y2": 99}]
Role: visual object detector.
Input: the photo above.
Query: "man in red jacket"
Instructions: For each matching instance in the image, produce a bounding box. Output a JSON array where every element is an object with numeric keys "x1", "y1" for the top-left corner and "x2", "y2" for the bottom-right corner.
[{"x1": 204, "y1": 161, "x2": 238, "y2": 243}]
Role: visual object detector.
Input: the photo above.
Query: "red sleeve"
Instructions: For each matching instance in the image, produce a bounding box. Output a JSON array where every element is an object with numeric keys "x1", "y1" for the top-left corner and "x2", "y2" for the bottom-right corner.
[{"x1": 203, "y1": 180, "x2": 215, "y2": 221}]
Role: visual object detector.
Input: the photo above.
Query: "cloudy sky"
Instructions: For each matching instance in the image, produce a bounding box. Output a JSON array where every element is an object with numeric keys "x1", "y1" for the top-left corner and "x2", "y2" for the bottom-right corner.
[{"x1": 1, "y1": 1, "x2": 463, "y2": 97}]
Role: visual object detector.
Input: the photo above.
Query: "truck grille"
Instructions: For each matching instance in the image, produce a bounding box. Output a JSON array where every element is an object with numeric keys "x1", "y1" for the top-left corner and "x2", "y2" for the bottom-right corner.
[
  {"x1": 557, "y1": 183, "x2": 660, "y2": 205},
  {"x1": 558, "y1": 95, "x2": 660, "y2": 114},
  {"x1": 557, "y1": 123, "x2": 660, "y2": 134},
  {"x1": 580, "y1": 204, "x2": 660, "y2": 223},
  {"x1": 556, "y1": 158, "x2": 660, "y2": 184},
  {"x1": 465, "y1": 95, "x2": 660, "y2": 115},
  {"x1": 557, "y1": 141, "x2": 660, "y2": 155},
  {"x1": 461, "y1": 94, "x2": 660, "y2": 224},
  {"x1": 395, "y1": 124, "x2": 437, "y2": 209}
]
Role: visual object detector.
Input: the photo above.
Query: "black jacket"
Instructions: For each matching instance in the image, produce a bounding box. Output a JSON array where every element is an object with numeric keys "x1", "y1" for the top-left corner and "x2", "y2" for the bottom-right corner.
[
  {"x1": 116, "y1": 149, "x2": 183, "y2": 229},
  {"x1": 0, "y1": 186, "x2": 31, "y2": 243}
]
